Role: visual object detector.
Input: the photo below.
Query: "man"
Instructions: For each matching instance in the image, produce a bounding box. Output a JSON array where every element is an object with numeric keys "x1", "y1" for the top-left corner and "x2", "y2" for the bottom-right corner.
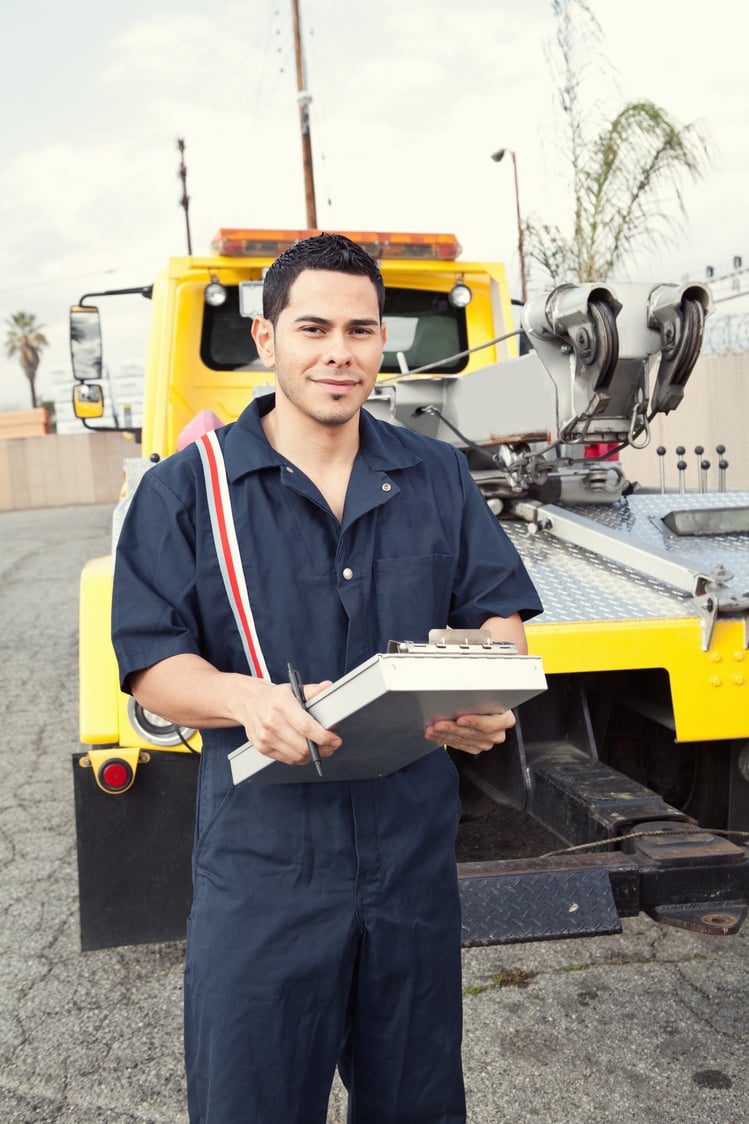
[{"x1": 112, "y1": 233, "x2": 542, "y2": 1123}]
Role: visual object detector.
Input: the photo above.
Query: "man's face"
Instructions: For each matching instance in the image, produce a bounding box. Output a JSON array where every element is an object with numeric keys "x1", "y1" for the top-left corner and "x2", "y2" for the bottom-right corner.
[{"x1": 252, "y1": 269, "x2": 387, "y2": 427}]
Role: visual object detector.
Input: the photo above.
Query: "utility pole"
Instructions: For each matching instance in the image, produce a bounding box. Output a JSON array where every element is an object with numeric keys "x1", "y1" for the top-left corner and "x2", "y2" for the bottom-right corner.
[
  {"x1": 177, "y1": 137, "x2": 193, "y2": 255},
  {"x1": 291, "y1": 0, "x2": 318, "y2": 229}
]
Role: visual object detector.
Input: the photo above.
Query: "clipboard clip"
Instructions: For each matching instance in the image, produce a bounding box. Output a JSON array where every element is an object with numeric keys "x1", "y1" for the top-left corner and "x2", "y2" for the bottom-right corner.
[{"x1": 387, "y1": 630, "x2": 517, "y2": 655}]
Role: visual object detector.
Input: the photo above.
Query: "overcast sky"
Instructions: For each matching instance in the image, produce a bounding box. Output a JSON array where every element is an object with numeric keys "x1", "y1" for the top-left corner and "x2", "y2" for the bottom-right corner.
[{"x1": 1, "y1": 0, "x2": 747, "y2": 409}]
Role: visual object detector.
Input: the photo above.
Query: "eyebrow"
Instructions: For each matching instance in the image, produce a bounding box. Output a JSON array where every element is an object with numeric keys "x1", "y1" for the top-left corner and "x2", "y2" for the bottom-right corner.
[{"x1": 293, "y1": 315, "x2": 380, "y2": 327}]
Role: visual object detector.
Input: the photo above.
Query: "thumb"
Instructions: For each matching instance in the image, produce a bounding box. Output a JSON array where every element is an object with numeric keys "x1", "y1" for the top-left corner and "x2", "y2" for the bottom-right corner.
[{"x1": 302, "y1": 679, "x2": 334, "y2": 703}]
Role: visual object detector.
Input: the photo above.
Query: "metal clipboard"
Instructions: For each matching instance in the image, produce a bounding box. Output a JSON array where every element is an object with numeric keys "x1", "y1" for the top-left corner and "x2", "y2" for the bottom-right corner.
[{"x1": 228, "y1": 631, "x2": 547, "y2": 785}]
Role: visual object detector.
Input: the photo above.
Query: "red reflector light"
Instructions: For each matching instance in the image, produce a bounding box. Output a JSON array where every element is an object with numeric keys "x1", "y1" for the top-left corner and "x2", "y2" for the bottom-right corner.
[
  {"x1": 211, "y1": 228, "x2": 462, "y2": 261},
  {"x1": 99, "y1": 760, "x2": 133, "y2": 792}
]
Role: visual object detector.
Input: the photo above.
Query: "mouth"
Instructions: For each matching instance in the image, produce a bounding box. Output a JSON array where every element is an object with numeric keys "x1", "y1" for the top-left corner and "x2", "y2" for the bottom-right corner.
[{"x1": 311, "y1": 377, "x2": 360, "y2": 392}]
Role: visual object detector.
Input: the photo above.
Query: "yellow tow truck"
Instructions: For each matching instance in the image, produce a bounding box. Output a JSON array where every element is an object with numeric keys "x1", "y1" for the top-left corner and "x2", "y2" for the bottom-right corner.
[{"x1": 71, "y1": 228, "x2": 749, "y2": 950}]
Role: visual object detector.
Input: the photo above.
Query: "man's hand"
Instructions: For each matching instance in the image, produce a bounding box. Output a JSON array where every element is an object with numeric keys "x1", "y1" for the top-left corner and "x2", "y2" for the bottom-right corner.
[
  {"x1": 424, "y1": 709, "x2": 516, "y2": 756},
  {"x1": 423, "y1": 611, "x2": 526, "y2": 754},
  {"x1": 241, "y1": 679, "x2": 342, "y2": 766}
]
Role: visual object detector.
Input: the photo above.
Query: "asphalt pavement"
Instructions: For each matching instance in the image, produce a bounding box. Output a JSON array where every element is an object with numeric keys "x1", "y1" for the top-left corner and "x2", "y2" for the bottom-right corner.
[{"x1": 0, "y1": 503, "x2": 746, "y2": 1123}]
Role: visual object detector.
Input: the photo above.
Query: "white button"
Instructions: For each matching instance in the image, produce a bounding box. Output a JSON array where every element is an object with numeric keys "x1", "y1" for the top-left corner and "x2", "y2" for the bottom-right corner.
[
  {"x1": 382, "y1": 482, "x2": 392, "y2": 492},
  {"x1": 285, "y1": 465, "x2": 294, "y2": 473},
  {"x1": 342, "y1": 567, "x2": 354, "y2": 580}
]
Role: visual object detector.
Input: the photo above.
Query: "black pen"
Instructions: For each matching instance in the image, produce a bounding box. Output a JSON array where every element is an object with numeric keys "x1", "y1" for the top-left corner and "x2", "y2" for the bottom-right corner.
[{"x1": 287, "y1": 662, "x2": 323, "y2": 778}]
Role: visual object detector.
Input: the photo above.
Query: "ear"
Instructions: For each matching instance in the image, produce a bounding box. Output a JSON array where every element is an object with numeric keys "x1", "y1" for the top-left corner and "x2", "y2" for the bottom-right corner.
[{"x1": 252, "y1": 317, "x2": 275, "y2": 369}]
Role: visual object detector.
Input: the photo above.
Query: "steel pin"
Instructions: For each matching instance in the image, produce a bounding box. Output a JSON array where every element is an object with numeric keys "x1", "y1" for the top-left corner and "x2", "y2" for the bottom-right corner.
[
  {"x1": 700, "y1": 459, "x2": 710, "y2": 494},
  {"x1": 657, "y1": 446, "x2": 667, "y2": 494}
]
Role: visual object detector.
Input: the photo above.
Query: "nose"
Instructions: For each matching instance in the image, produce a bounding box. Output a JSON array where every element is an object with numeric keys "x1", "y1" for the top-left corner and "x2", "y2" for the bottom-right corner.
[{"x1": 322, "y1": 330, "x2": 353, "y2": 365}]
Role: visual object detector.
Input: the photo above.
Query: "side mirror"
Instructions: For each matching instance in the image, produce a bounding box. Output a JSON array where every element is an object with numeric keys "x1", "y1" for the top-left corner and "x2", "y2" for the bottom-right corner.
[
  {"x1": 70, "y1": 305, "x2": 103, "y2": 381},
  {"x1": 72, "y1": 382, "x2": 105, "y2": 420}
]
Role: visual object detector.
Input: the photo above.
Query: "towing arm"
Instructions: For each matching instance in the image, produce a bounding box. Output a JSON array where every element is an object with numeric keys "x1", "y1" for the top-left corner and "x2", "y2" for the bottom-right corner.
[{"x1": 367, "y1": 280, "x2": 713, "y2": 505}]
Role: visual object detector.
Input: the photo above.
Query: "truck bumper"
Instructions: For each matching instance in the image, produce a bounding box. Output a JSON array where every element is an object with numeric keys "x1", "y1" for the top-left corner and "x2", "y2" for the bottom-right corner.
[{"x1": 73, "y1": 745, "x2": 748, "y2": 951}]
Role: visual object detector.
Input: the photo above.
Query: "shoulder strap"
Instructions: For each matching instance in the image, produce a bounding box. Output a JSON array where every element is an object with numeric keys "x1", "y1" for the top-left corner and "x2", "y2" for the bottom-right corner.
[{"x1": 196, "y1": 431, "x2": 269, "y2": 679}]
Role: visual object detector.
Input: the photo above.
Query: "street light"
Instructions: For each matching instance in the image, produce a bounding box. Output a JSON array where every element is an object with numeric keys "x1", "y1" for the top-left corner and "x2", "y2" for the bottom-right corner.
[{"x1": 491, "y1": 148, "x2": 527, "y2": 303}]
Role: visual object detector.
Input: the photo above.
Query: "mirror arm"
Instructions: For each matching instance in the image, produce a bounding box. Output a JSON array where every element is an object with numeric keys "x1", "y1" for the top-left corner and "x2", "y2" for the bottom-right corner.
[
  {"x1": 78, "y1": 285, "x2": 153, "y2": 303},
  {"x1": 80, "y1": 418, "x2": 142, "y2": 440}
]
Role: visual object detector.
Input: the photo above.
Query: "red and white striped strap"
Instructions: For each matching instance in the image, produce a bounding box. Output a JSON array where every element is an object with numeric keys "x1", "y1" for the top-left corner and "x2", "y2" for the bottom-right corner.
[{"x1": 196, "y1": 430, "x2": 269, "y2": 679}]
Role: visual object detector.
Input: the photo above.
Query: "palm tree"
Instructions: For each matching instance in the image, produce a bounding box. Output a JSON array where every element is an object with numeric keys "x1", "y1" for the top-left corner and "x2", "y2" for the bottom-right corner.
[
  {"x1": 5, "y1": 311, "x2": 49, "y2": 408},
  {"x1": 524, "y1": 0, "x2": 709, "y2": 284}
]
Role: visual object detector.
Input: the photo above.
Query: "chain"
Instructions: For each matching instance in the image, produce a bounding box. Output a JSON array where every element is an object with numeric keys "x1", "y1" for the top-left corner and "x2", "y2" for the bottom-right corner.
[{"x1": 539, "y1": 825, "x2": 749, "y2": 859}]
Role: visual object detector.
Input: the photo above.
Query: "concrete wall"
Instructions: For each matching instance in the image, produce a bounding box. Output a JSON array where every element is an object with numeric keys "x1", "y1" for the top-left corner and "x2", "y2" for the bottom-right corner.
[
  {"x1": 0, "y1": 408, "x2": 50, "y2": 438},
  {"x1": 619, "y1": 352, "x2": 749, "y2": 492},
  {"x1": 0, "y1": 431, "x2": 133, "y2": 512}
]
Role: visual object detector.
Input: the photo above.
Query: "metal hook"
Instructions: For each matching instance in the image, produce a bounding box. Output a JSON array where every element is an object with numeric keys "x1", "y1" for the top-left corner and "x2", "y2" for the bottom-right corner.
[{"x1": 628, "y1": 392, "x2": 650, "y2": 449}]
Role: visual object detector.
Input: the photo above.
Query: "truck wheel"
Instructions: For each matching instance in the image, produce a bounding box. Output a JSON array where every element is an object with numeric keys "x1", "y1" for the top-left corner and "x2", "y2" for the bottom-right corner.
[
  {"x1": 680, "y1": 742, "x2": 731, "y2": 830},
  {"x1": 599, "y1": 705, "x2": 731, "y2": 830}
]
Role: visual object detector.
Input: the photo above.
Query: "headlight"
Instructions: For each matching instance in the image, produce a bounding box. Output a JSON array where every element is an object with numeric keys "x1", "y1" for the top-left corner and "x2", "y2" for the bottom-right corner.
[
  {"x1": 448, "y1": 280, "x2": 473, "y2": 308},
  {"x1": 127, "y1": 699, "x2": 196, "y2": 747},
  {"x1": 204, "y1": 278, "x2": 227, "y2": 307}
]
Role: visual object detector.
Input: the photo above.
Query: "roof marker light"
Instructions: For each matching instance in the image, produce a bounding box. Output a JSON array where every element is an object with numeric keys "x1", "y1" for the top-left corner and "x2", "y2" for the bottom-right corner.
[{"x1": 211, "y1": 229, "x2": 462, "y2": 261}]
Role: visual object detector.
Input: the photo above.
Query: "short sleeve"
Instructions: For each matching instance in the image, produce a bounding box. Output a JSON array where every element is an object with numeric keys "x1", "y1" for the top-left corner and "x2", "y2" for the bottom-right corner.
[{"x1": 111, "y1": 469, "x2": 203, "y2": 693}]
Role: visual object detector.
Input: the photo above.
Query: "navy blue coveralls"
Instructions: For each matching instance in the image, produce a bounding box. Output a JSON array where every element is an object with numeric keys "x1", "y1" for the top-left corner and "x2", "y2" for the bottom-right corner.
[{"x1": 112, "y1": 395, "x2": 542, "y2": 1124}]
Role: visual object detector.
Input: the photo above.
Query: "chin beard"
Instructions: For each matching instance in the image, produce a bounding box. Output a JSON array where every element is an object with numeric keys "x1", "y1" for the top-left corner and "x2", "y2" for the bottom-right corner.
[{"x1": 318, "y1": 411, "x2": 351, "y2": 427}]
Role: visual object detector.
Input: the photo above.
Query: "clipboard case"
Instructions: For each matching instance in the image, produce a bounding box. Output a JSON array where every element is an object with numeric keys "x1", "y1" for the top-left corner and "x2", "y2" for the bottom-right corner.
[{"x1": 228, "y1": 634, "x2": 546, "y2": 785}]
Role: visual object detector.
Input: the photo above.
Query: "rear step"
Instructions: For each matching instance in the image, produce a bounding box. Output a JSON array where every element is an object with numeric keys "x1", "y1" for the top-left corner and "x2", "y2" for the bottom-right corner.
[
  {"x1": 458, "y1": 727, "x2": 748, "y2": 945},
  {"x1": 458, "y1": 831, "x2": 748, "y2": 946}
]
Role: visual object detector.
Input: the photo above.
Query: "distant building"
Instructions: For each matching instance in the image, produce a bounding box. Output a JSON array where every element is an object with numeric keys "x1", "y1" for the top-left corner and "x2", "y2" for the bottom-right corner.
[{"x1": 51, "y1": 363, "x2": 144, "y2": 435}]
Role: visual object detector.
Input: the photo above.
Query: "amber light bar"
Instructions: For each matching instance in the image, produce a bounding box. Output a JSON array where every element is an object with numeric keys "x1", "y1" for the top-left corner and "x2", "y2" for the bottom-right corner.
[{"x1": 210, "y1": 228, "x2": 462, "y2": 261}]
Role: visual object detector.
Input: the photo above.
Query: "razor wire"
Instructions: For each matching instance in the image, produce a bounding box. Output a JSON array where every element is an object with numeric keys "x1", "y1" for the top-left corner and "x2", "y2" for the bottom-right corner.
[{"x1": 702, "y1": 313, "x2": 749, "y2": 355}]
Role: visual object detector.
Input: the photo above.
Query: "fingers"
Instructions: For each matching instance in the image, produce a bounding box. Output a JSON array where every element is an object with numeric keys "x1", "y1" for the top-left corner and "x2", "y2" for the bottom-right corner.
[
  {"x1": 302, "y1": 679, "x2": 333, "y2": 702},
  {"x1": 424, "y1": 710, "x2": 516, "y2": 756},
  {"x1": 247, "y1": 681, "x2": 341, "y2": 766}
]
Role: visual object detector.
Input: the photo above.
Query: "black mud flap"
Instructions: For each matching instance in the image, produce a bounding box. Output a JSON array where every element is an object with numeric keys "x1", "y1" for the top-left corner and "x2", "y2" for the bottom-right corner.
[{"x1": 73, "y1": 750, "x2": 199, "y2": 951}]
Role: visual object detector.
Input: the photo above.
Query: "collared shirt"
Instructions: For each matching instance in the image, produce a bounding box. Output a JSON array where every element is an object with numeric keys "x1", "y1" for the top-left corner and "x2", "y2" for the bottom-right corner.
[{"x1": 112, "y1": 394, "x2": 542, "y2": 735}]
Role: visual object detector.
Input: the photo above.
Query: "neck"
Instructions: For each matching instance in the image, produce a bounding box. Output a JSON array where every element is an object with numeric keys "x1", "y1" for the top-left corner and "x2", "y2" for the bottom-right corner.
[
  {"x1": 261, "y1": 398, "x2": 360, "y2": 523},
  {"x1": 262, "y1": 395, "x2": 361, "y2": 469}
]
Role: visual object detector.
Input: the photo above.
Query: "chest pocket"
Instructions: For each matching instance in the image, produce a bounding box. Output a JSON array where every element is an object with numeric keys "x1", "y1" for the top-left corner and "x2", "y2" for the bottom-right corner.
[{"x1": 374, "y1": 553, "x2": 454, "y2": 641}]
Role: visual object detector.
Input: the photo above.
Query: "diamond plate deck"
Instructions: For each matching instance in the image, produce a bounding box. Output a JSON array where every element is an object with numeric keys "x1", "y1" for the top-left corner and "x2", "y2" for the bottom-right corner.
[
  {"x1": 505, "y1": 491, "x2": 749, "y2": 624},
  {"x1": 459, "y1": 866, "x2": 623, "y2": 945}
]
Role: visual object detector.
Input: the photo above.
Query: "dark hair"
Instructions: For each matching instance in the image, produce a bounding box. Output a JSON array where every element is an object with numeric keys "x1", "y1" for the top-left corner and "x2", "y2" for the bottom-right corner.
[{"x1": 262, "y1": 232, "x2": 385, "y2": 325}]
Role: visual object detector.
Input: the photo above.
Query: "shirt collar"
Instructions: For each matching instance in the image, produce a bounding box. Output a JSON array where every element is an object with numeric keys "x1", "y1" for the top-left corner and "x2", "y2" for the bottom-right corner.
[{"x1": 222, "y1": 393, "x2": 422, "y2": 482}]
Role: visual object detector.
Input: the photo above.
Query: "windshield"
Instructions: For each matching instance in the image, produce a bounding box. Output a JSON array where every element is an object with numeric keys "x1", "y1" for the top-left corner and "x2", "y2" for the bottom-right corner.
[{"x1": 200, "y1": 285, "x2": 468, "y2": 374}]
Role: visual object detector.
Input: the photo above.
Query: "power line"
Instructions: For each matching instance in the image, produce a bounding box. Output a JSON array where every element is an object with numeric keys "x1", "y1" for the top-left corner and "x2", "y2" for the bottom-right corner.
[{"x1": 0, "y1": 263, "x2": 158, "y2": 297}]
